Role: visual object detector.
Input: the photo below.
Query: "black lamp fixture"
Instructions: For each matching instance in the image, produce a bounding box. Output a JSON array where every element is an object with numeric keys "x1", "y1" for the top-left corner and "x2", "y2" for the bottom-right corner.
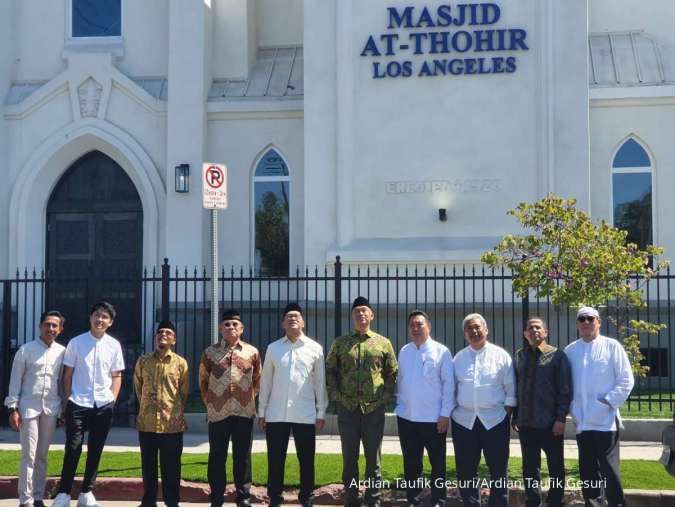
[
  {"x1": 438, "y1": 208, "x2": 448, "y2": 222},
  {"x1": 175, "y1": 164, "x2": 190, "y2": 193}
]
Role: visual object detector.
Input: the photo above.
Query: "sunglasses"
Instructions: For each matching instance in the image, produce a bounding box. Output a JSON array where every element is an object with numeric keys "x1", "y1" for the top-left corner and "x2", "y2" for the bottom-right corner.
[{"x1": 577, "y1": 316, "x2": 596, "y2": 323}]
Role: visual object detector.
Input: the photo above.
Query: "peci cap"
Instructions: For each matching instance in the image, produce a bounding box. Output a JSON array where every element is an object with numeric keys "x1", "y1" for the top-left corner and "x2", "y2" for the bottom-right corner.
[
  {"x1": 352, "y1": 296, "x2": 372, "y2": 311},
  {"x1": 220, "y1": 309, "x2": 242, "y2": 323},
  {"x1": 283, "y1": 302, "x2": 303, "y2": 317},
  {"x1": 156, "y1": 320, "x2": 176, "y2": 334}
]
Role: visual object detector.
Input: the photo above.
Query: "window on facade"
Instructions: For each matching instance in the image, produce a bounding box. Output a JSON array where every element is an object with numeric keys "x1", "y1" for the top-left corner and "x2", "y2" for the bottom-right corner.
[
  {"x1": 253, "y1": 149, "x2": 290, "y2": 276},
  {"x1": 612, "y1": 138, "x2": 653, "y2": 250},
  {"x1": 72, "y1": 0, "x2": 121, "y2": 38}
]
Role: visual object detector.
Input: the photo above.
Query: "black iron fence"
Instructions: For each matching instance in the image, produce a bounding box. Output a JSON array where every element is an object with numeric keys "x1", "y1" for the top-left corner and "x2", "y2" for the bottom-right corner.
[{"x1": 1, "y1": 257, "x2": 674, "y2": 425}]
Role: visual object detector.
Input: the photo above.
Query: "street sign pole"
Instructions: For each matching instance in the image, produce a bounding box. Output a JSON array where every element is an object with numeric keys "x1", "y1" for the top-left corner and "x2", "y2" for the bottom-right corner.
[
  {"x1": 202, "y1": 163, "x2": 228, "y2": 345},
  {"x1": 211, "y1": 208, "x2": 218, "y2": 345}
]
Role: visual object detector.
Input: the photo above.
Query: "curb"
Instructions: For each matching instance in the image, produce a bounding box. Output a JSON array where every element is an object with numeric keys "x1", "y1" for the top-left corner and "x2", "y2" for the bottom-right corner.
[
  {"x1": 1, "y1": 478, "x2": 675, "y2": 506},
  {"x1": 183, "y1": 414, "x2": 672, "y2": 442}
]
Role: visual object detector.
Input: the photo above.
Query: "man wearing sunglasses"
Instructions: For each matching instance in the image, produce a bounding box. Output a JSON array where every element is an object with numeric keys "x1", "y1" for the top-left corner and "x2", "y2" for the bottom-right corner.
[{"x1": 564, "y1": 306, "x2": 634, "y2": 507}]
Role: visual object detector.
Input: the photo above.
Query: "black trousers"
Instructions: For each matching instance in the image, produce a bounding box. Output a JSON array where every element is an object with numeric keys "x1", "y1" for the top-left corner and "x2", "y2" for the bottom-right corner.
[
  {"x1": 576, "y1": 430, "x2": 625, "y2": 507},
  {"x1": 337, "y1": 404, "x2": 385, "y2": 506},
  {"x1": 266, "y1": 422, "x2": 316, "y2": 505},
  {"x1": 397, "y1": 417, "x2": 447, "y2": 505},
  {"x1": 58, "y1": 400, "x2": 114, "y2": 494},
  {"x1": 207, "y1": 416, "x2": 253, "y2": 505},
  {"x1": 451, "y1": 416, "x2": 510, "y2": 507},
  {"x1": 518, "y1": 426, "x2": 565, "y2": 507},
  {"x1": 139, "y1": 431, "x2": 183, "y2": 507}
]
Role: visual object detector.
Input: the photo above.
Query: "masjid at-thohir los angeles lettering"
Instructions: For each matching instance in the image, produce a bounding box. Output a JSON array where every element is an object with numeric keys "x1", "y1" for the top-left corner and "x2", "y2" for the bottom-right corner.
[{"x1": 360, "y1": 3, "x2": 530, "y2": 79}]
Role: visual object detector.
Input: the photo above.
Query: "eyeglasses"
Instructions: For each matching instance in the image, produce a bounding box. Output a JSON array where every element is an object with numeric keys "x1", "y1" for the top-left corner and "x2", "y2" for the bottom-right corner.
[{"x1": 577, "y1": 316, "x2": 596, "y2": 323}]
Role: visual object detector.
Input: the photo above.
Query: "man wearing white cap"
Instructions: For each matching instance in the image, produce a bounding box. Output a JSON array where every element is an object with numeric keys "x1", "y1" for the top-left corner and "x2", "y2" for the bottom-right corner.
[{"x1": 564, "y1": 306, "x2": 634, "y2": 507}]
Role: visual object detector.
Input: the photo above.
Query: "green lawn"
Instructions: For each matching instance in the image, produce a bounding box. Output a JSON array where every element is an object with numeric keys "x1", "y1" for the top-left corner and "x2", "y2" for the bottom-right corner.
[
  {"x1": 0, "y1": 451, "x2": 672, "y2": 491},
  {"x1": 623, "y1": 391, "x2": 675, "y2": 418}
]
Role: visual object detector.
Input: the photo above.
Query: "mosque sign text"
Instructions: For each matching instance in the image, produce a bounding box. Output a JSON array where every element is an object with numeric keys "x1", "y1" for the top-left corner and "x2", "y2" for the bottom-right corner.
[{"x1": 361, "y1": 3, "x2": 530, "y2": 79}]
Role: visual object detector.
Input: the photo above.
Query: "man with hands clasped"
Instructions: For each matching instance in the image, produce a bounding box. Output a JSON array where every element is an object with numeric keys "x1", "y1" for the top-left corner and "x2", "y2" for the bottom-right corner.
[
  {"x1": 452, "y1": 313, "x2": 516, "y2": 507},
  {"x1": 395, "y1": 310, "x2": 454, "y2": 507},
  {"x1": 512, "y1": 317, "x2": 571, "y2": 507},
  {"x1": 258, "y1": 303, "x2": 328, "y2": 507}
]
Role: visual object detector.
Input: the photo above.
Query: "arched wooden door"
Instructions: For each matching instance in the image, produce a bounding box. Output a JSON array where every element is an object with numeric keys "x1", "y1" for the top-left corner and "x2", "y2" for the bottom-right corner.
[{"x1": 46, "y1": 151, "x2": 143, "y2": 421}]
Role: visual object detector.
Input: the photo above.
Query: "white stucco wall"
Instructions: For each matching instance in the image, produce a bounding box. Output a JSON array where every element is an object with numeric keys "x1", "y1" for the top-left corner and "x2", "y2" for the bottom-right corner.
[
  {"x1": 12, "y1": 0, "x2": 66, "y2": 81},
  {"x1": 117, "y1": 0, "x2": 169, "y2": 77},
  {"x1": 206, "y1": 113, "x2": 304, "y2": 267},
  {"x1": 590, "y1": 99, "x2": 675, "y2": 260},
  {"x1": 106, "y1": 87, "x2": 167, "y2": 180},
  {"x1": 590, "y1": 1, "x2": 675, "y2": 47},
  {"x1": 304, "y1": 0, "x2": 338, "y2": 268},
  {"x1": 0, "y1": 1, "x2": 14, "y2": 272},
  {"x1": 256, "y1": 0, "x2": 303, "y2": 47},
  {"x1": 305, "y1": 0, "x2": 589, "y2": 265},
  {"x1": 212, "y1": 0, "x2": 256, "y2": 79},
  {"x1": 11, "y1": 0, "x2": 169, "y2": 83},
  {"x1": 3, "y1": 0, "x2": 674, "y2": 277}
]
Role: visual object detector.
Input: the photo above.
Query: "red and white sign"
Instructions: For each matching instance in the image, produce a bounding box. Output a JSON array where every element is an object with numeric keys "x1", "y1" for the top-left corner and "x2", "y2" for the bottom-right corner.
[{"x1": 202, "y1": 163, "x2": 228, "y2": 209}]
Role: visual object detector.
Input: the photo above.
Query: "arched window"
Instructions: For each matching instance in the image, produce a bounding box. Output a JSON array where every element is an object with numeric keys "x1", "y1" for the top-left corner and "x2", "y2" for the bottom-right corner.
[
  {"x1": 612, "y1": 138, "x2": 653, "y2": 249},
  {"x1": 253, "y1": 148, "x2": 290, "y2": 276}
]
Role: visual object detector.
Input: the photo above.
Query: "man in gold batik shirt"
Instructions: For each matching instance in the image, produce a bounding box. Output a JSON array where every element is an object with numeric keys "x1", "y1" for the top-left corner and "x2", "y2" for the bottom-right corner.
[{"x1": 134, "y1": 320, "x2": 189, "y2": 507}]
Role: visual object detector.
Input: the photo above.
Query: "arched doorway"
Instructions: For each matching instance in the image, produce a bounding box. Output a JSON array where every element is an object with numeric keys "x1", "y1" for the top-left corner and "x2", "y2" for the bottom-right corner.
[{"x1": 46, "y1": 150, "x2": 143, "y2": 346}]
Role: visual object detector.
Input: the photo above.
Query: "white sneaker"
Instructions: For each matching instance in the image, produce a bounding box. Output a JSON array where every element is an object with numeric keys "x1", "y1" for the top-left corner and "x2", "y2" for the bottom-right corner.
[
  {"x1": 76, "y1": 492, "x2": 98, "y2": 507},
  {"x1": 51, "y1": 493, "x2": 71, "y2": 507}
]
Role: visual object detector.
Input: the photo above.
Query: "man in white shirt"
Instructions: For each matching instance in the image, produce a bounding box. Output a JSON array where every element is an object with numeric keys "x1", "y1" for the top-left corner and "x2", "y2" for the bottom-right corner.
[
  {"x1": 395, "y1": 310, "x2": 454, "y2": 507},
  {"x1": 258, "y1": 303, "x2": 328, "y2": 507},
  {"x1": 5, "y1": 311, "x2": 66, "y2": 507},
  {"x1": 52, "y1": 302, "x2": 125, "y2": 507},
  {"x1": 451, "y1": 313, "x2": 516, "y2": 507},
  {"x1": 564, "y1": 306, "x2": 634, "y2": 507}
]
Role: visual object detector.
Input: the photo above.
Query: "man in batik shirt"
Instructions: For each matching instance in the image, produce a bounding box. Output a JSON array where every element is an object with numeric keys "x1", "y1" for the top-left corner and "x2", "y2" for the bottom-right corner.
[
  {"x1": 200, "y1": 309, "x2": 261, "y2": 507},
  {"x1": 326, "y1": 296, "x2": 398, "y2": 507},
  {"x1": 134, "y1": 320, "x2": 189, "y2": 507}
]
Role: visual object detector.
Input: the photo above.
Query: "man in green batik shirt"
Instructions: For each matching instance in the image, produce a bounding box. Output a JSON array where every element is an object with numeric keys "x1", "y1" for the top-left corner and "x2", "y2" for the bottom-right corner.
[{"x1": 326, "y1": 296, "x2": 398, "y2": 507}]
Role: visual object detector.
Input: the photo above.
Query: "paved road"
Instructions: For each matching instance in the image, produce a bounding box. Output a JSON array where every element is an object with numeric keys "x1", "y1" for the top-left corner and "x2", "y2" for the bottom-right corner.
[{"x1": 0, "y1": 428, "x2": 663, "y2": 460}]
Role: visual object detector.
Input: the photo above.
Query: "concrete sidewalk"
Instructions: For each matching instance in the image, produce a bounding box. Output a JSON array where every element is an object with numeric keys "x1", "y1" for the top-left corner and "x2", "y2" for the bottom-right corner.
[{"x1": 0, "y1": 427, "x2": 664, "y2": 460}]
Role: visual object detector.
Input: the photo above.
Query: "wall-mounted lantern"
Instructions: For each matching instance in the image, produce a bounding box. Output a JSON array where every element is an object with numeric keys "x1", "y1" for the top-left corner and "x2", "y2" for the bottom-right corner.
[{"x1": 175, "y1": 164, "x2": 190, "y2": 193}]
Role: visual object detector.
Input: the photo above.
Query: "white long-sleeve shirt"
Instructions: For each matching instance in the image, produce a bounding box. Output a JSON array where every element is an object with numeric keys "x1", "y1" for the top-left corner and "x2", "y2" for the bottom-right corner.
[
  {"x1": 4, "y1": 338, "x2": 65, "y2": 418},
  {"x1": 395, "y1": 337, "x2": 455, "y2": 422},
  {"x1": 452, "y1": 341, "x2": 516, "y2": 430},
  {"x1": 258, "y1": 334, "x2": 328, "y2": 424},
  {"x1": 564, "y1": 335, "x2": 635, "y2": 433}
]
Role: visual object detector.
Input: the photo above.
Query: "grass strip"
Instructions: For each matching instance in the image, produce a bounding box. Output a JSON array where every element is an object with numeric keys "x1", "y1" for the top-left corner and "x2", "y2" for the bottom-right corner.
[{"x1": 0, "y1": 451, "x2": 672, "y2": 491}]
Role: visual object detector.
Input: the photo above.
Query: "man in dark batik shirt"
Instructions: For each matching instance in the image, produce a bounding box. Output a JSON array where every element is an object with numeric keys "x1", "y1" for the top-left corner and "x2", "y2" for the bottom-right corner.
[{"x1": 513, "y1": 316, "x2": 572, "y2": 507}]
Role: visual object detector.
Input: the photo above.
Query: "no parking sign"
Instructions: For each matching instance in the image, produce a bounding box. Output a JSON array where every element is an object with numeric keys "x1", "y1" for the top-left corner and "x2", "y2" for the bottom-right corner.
[{"x1": 202, "y1": 163, "x2": 228, "y2": 209}]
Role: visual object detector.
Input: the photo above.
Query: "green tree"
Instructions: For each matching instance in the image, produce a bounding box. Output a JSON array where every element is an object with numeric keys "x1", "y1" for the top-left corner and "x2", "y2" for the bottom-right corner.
[
  {"x1": 255, "y1": 190, "x2": 289, "y2": 276},
  {"x1": 481, "y1": 193, "x2": 668, "y2": 377}
]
